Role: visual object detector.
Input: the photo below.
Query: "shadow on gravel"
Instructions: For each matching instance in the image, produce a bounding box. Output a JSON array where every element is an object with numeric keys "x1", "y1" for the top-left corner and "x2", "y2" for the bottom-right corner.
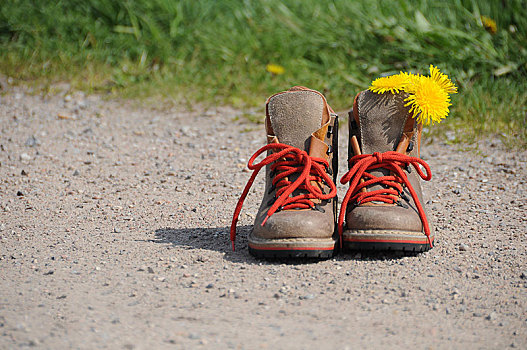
[
  {"x1": 153, "y1": 225, "x2": 259, "y2": 264},
  {"x1": 153, "y1": 226, "x2": 421, "y2": 264}
]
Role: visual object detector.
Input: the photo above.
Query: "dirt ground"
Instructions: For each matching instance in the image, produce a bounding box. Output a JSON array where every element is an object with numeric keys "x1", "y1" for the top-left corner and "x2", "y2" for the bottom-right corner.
[{"x1": 1, "y1": 84, "x2": 526, "y2": 349}]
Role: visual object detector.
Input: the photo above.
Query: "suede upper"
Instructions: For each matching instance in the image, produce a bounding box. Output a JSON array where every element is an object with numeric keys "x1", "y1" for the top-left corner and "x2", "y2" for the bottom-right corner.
[
  {"x1": 345, "y1": 90, "x2": 431, "y2": 236},
  {"x1": 250, "y1": 87, "x2": 338, "y2": 241}
]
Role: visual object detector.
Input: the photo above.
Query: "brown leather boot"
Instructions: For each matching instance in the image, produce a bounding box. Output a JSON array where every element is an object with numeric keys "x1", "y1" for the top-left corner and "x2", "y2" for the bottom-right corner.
[
  {"x1": 231, "y1": 86, "x2": 339, "y2": 258},
  {"x1": 338, "y1": 90, "x2": 434, "y2": 252}
]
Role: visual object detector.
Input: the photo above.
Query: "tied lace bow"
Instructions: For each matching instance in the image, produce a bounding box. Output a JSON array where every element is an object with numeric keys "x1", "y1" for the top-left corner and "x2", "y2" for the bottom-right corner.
[
  {"x1": 338, "y1": 151, "x2": 433, "y2": 247},
  {"x1": 231, "y1": 143, "x2": 337, "y2": 251}
]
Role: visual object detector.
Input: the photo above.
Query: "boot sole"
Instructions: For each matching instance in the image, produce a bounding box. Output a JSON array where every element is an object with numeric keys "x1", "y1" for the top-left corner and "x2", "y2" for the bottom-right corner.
[
  {"x1": 342, "y1": 230, "x2": 434, "y2": 252},
  {"x1": 248, "y1": 235, "x2": 337, "y2": 259}
]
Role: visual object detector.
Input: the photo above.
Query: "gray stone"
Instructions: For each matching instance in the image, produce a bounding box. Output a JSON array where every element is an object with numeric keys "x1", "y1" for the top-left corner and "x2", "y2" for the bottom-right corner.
[
  {"x1": 459, "y1": 243, "x2": 469, "y2": 251},
  {"x1": 25, "y1": 136, "x2": 40, "y2": 147},
  {"x1": 20, "y1": 153, "x2": 31, "y2": 161},
  {"x1": 486, "y1": 312, "x2": 498, "y2": 321},
  {"x1": 299, "y1": 294, "x2": 315, "y2": 300}
]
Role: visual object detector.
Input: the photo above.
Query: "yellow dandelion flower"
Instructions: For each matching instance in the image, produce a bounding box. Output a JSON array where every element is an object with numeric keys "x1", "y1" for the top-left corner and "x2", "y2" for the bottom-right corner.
[
  {"x1": 369, "y1": 72, "x2": 413, "y2": 94},
  {"x1": 401, "y1": 72, "x2": 422, "y2": 94},
  {"x1": 481, "y1": 16, "x2": 497, "y2": 34},
  {"x1": 368, "y1": 64, "x2": 457, "y2": 125},
  {"x1": 266, "y1": 64, "x2": 285, "y2": 75},
  {"x1": 404, "y1": 75, "x2": 451, "y2": 125},
  {"x1": 429, "y1": 65, "x2": 457, "y2": 94}
]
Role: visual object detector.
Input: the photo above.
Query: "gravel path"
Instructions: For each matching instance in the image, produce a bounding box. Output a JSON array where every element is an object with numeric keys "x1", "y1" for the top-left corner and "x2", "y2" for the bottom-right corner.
[{"x1": 1, "y1": 86, "x2": 526, "y2": 349}]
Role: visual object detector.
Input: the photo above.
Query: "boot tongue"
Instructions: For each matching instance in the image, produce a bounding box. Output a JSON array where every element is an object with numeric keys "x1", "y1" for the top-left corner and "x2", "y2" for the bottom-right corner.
[
  {"x1": 356, "y1": 90, "x2": 410, "y2": 154},
  {"x1": 267, "y1": 90, "x2": 324, "y2": 150}
]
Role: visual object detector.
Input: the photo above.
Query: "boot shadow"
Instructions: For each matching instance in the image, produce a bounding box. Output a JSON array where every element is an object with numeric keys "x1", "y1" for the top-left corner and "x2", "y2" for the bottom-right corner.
[
  {"x1": 153, "y1": 225, "x2": 358, "y2": 264},
  {"x1": 153, "y1": 225, "x2": 254, "y2": 264}
]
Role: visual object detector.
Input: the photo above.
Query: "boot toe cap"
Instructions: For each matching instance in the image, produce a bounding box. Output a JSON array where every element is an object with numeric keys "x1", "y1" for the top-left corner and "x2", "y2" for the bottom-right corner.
[
  {"x1": 346, "y1": 205, "x2": 424, "y2": 233},
  {"x1": 252, "y1": 209, "x2": 334, "y2": 239}
]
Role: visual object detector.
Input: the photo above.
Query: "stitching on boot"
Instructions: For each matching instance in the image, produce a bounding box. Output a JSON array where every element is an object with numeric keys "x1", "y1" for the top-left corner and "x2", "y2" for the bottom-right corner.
[
  {"x1": 358, "y1": 92, "x2": 365, "y2": 152},
  {"x1": 397, "y1": 99, "x2": 409, "y2": 151}
]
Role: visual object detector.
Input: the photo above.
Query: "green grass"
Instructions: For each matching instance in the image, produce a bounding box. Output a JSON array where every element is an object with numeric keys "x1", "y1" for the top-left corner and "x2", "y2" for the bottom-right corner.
[{"x1": 1, "y1": 0, "x2": 526, "y2": 146}]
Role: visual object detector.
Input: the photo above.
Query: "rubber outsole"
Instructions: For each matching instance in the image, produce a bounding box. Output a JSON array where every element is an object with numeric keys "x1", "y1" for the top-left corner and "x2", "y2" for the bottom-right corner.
[
  {"x1": 247, "y1": 236, "x2": 338, "y2": 259},
  {"x1": 343, "y1": 240, "x2": 433, "y2": 252},
  {"x1": 248, "y1": 245, "x2": 336, "y2": 259},
  {"x1": 342, "y1": 231, "x2": 434, "y2": 252}
]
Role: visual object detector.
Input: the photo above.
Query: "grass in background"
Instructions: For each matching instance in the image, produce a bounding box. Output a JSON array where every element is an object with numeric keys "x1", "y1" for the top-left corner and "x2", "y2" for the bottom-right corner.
[{"x1": 1, "y1": 0, "x2": 526, "y2": 146}]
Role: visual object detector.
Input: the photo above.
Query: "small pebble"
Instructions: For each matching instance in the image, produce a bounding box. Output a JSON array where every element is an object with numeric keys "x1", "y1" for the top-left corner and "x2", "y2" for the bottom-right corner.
[
  {"x1": 486, "y1": 312, "x2": 498, "y2": 321},
  {"x1": 25, "y1": 136, "x2": 40, "y2": 147},
  {"x1": 299, "y1": 294, "x2": 315, "y2": 300}
]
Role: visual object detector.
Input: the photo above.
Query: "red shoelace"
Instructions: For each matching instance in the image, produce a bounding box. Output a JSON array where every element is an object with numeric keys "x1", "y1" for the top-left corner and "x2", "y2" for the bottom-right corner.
[
  {"x1": 230, "y1": 143, "x2": 337, "y2": 250},
  {"x1": 338, "y1": 151, "x2": 433, "y2": 247}
]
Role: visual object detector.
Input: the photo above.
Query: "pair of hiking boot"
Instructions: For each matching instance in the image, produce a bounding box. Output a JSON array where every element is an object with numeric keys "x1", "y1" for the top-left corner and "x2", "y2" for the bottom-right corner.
[{"x1": 231, "y1": 86, "x2": 433, "y2": 258}]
